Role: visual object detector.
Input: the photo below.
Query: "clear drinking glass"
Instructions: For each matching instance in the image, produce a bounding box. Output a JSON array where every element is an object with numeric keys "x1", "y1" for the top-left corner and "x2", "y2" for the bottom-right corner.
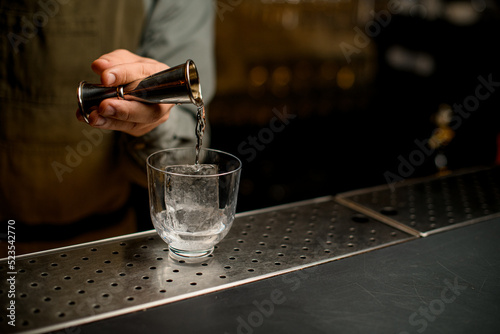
[{"x1": 147, "y1": 148, "x2": 242, "y2": 259}]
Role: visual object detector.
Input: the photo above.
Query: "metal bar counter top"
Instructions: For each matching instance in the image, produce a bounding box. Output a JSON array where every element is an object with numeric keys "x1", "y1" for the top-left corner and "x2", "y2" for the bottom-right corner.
[{"x1": 2, "y1": 166, "x2": 500, "y2": 334}]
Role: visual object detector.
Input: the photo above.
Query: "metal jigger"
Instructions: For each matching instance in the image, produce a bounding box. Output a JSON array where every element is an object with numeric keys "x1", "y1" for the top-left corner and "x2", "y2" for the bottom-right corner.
[{"x1": 77, "y1": 59, "x2": 203, "y2": 124}]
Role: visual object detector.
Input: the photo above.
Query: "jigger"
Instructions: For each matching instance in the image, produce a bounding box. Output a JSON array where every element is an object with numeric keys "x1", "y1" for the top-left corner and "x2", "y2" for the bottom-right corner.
[{"x1": 77, "y1": 59, "x2": 203, "y2": 123}]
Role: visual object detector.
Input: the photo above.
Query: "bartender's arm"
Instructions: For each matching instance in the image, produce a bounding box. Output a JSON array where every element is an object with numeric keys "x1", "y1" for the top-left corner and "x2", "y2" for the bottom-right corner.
[
  {"x1": 77, "y1": 0, "x2": 214, "y2": 146},
  {"x1": 76, "y1": 0, "x2": 215, "y2": 185}
]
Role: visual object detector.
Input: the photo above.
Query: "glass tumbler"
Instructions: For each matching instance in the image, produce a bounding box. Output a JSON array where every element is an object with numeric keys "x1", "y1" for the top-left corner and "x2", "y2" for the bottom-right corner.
[{"x1": 147, "y1": 148, "x2": 241, "y2": 259}]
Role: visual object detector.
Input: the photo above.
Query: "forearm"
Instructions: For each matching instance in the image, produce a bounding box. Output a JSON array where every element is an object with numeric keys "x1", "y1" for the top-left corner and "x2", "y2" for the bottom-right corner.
[{"x1": 126, "y1": 0, "x2": 216, "y2": 180}]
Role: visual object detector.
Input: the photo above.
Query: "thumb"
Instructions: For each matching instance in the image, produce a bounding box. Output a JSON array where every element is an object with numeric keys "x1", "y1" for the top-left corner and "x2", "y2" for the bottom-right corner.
[
  {"x1": 101, "y1": 62, "x2": 167, "y2": 87},
  {"x1": 101, "y1": 70, "x2": 117, "y2": 86},
  {"x1": 90, "y1": 58, "x2": 118, "y2": 86}
]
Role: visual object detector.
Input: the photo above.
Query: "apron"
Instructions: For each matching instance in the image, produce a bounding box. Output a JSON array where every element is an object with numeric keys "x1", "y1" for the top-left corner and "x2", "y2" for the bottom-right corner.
[{"x1": 0, "y1": 0, "x2": 145, "y2": 253}]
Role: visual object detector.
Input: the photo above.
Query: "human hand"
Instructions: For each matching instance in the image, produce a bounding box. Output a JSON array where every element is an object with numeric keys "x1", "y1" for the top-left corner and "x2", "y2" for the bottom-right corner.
[{"x1": 76, "y1": 49, "x2": 174, "y2": 137}]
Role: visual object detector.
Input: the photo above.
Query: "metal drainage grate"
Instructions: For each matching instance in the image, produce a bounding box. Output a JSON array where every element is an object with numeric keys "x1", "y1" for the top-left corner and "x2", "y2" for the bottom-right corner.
[
  {"x1": 0, "y1": 196, "x2": 415, "y2": 334},
  {"x1": 336, "y1": 166, "x2": 500, "y2": 237}
]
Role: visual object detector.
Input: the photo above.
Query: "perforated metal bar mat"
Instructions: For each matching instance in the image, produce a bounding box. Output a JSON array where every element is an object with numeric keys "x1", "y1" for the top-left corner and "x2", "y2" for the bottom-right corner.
[
  {"x1": 0, "y1": 197, "x2": 415, "y2": 334},
  {"x1": 336, "y1": 166, "x2": 500, "y2": 237}
]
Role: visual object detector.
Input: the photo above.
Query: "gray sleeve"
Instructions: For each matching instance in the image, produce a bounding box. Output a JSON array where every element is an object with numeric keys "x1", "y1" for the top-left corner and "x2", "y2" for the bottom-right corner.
[{"x1": 124, "y1": 0, "x2": 216, "y2": 172}]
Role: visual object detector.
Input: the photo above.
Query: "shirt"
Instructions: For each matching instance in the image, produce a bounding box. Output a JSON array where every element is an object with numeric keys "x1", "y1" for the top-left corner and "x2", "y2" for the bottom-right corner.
[{"x1": 0, "y1": 0, "x2": 215, "y2": 232}]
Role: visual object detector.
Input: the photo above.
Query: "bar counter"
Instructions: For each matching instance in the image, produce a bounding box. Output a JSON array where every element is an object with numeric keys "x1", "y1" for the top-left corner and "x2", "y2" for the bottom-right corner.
[{"x1": 2, "y1": 166, "x2": 500, "y2": 334}]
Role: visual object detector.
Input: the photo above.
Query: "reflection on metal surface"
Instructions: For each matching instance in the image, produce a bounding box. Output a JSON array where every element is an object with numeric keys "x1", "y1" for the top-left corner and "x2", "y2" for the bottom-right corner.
[
  {"x1": 336, "y1": 166, "x2": 500, "y2": 237},
  {"x1": 0, "y1": 197, "x2": 414, "y2": 334}
]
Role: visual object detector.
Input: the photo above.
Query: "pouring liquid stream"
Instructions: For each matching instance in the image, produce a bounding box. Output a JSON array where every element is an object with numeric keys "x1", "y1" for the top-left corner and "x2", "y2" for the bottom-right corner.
[{"x1": 195, "y1": 101, "x2": 206, "y2": 166}]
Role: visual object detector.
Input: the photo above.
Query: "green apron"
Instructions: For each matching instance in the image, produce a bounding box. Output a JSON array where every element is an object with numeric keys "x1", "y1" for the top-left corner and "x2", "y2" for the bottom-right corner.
[{"x1": 0, "y1": 1, "x2": 145, "y2": 237}]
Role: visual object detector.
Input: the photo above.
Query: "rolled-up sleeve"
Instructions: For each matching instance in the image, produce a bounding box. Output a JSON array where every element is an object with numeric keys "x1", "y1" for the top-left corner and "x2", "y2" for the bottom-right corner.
[{"x1": 123, "y1": 0, "x2": 216, "y2": 181}]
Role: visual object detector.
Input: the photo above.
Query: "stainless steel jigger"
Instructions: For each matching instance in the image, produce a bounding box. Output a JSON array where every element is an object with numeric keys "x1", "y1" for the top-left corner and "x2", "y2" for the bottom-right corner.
[{"x1": 77, "y1": 59, "x2": 203, "y2": 124}]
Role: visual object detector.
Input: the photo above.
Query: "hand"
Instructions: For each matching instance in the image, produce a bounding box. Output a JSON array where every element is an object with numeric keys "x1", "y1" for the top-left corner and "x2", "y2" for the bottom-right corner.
[{"x1": 76, "y1": 49, "x2": 174, "y2": 137}]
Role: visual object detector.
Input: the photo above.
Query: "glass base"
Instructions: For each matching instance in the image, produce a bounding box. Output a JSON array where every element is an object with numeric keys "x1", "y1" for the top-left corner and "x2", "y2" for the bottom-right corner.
[{"x1": 168, "y1": 246, "x2": 214, "y2": 259}]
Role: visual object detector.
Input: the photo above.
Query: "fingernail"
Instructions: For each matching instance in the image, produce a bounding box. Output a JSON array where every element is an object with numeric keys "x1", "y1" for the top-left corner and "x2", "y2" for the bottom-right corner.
[
  {"x1": 107, "y1": 73, "x2": 116, "y2": 85},
  {"x1": 102, "y1": 105, "x2": 116, "y2": 117},
  {"x1": 94, "y1": 116, "x2": 106, "y2": 126}
]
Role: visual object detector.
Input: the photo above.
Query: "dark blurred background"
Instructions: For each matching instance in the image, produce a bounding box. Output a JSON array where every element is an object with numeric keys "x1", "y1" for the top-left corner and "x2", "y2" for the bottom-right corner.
[{"x1": 207, "y1": 0, "x2": 500, "y2": 213}]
